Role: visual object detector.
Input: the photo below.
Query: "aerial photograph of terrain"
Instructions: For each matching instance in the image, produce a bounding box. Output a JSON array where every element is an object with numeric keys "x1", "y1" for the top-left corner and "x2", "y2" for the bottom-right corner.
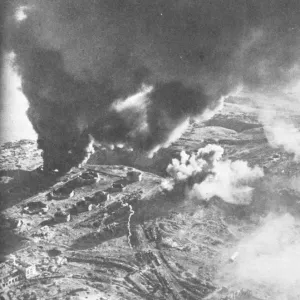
[{"x1": 2, "y1": 1, "x2": 300, "y2": 299}]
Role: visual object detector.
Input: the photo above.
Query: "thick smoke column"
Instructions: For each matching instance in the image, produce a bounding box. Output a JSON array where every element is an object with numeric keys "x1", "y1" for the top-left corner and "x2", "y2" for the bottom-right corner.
[{"x1": 4, "y1": 0, "x2": 300, "y2": 172}]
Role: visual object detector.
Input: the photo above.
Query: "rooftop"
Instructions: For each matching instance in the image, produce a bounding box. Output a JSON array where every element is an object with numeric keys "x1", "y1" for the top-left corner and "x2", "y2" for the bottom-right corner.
[
  {"x1": 15, "y1": 260, "x2": 32, "y2": 268},
  {"x1": 54, "y1": 211, "x2": 69, "y2": 217},
  {"x1": 25, "y1": 201, "x2": 47, "y2": 209},
  {"x1": 0, "y1": 262, "x2": 20, "y2": 278},
  {"x1": 76, "y1": 200, "x2": 87, "y2": 206},
  {"x1": 127, "y1": 171, "x2": 142, "y2": 175}
]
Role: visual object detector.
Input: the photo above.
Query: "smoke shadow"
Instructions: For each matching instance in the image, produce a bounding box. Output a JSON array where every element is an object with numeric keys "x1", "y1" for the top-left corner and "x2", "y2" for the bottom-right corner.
[
  {"x1": 0, "y1": 168, "x2": 61, "y2": 210},
  {"x1": 0, "y1": 214, "x2": 30, "y2": 260}
]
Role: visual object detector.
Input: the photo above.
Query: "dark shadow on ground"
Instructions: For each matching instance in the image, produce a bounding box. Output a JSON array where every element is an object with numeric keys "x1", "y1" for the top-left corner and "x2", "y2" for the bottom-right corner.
[
  {"x1": 39, "y1": 218, "x2": 56, "y2": 227},
  {"x1": 0, "y1": 168, "x2": 62, "y2": 210},
  {"x1": 0, "y1": 214, "x2": 31, "y2": 261}
]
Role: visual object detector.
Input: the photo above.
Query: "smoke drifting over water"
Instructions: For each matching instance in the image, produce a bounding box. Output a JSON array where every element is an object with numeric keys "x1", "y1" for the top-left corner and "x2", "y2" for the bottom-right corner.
[{"x1": 4, "y1": 0, "x2": 300, "y2": 171}]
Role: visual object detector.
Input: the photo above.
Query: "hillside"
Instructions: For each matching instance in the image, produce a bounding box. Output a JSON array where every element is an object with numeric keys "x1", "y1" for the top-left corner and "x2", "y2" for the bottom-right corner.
[{"x1": 1, "y1": 99, "x2": 300, "y2": 299}]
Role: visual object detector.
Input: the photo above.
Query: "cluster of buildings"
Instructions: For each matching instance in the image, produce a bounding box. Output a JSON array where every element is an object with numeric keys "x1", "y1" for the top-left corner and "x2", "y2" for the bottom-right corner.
[
  {"x1": 0, "y1": 257, "x2": 36, "y2": 291},
  {"x1": 0, "y1": 253, "x2": 69, "y2": 293},
  {"x1": 1, "y1": 167, "x2": 146, "y2": 295},
  {"x1": 53, "y1": 190, "x2": 111, "y2": 222},
  {"x1": 22, "y1": 170, "x2": 143, "y2": 225},
  {"x1": 53, "y1": 170, "x2": 143, "y2": 223},
  {"x1": 48, "y1": 170, "x2": 100, "y2": 201},
  {"x1": 22, "y1": 201, "x2": 49, "y2": 215},
  {"x1": 54, "y1": 210, "x2": 71, "y2": 222},
  {"x1": 126, "y1": 171, "x2": 143, "y2": 182},
  {"x1": 48, "y1": 186, "x2": 75, "y2": 200}
]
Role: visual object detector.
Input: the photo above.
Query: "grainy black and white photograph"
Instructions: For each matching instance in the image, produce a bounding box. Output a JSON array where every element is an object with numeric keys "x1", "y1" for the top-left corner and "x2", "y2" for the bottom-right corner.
[{"x1": 1, "y1": 1, "x2": 300, "y2": 299}]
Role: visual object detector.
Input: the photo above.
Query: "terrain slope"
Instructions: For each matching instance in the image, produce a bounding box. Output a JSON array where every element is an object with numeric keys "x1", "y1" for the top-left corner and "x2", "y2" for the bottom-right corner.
[{"x1": 1, "y1": 98, "x2": 300, "y2": 299}]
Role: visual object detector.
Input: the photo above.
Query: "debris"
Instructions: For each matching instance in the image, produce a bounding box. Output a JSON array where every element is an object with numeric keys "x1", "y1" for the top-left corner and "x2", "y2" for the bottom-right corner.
[
  {"x1": 0, "y1": 258, "x2": 37, "y2": 290},
  {"x1": 110, "y1": 182, "x2": 126, "y2": 192},
  {"x1": 126, "y1": 171, "x2": 143, "y2": 182},
  {"x1": 272, "y1": 153, "x2": 280, "y2": 160},
  {"x1": 144, "y1": 226, "x2": 161, "y2": 243},
  {"x1": 140, "y1": 250, "x2": 162, "y2": 266},
  {"x1": 48, "y1": 265, "x2": 57, "y2": 272},
  {"x1": 125, "y1": 272, "x2": 149, "y2": 294},
  {"x1": 56, "y1": 256, "x2": 67, "y2": 265},
  {"x1": 13, "y1": 260, "x2": 36, "y2": 279},
  {"x1": 74, "y1": 171, "x2": 100, "y2": 186},
  {"x1": 17, "y1": 219, "x2": 23, "y2": 227},
  {"x1": 48, "y1": 186, "x2": 75, "y2": 200},
  {"x1": 102, "y1": 222, "x2": 119, "y2": 234},
  {"x1": 85, "y1": 191, "x2": 110, "y2": 206},
  {"x1": 105, "y1": 200, "x2": 123, "y2": 213},
  {"x1": 0, "y1": 263, "x2": 23, "y2": 290},
  {"x1": 229, "y1": 251, "x2": 239, "y2": 263},
  {"x1": 54, "y1": 211, "x2": 71, "y2": 222},
  {"x1": 74, "y1": 200, "x2": 93, "y2": 213},
  {"x1": 23, "y1": 201, "x2": 49, "y2": 214},
  {"x1": 0, "y1": 218, "x2": 22, "y2": 229}
]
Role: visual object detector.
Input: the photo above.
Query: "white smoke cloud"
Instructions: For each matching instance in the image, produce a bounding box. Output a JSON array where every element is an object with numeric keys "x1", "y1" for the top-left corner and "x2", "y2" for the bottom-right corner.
[
  {"x1": 15, "y1": 6, "x2": 30, "y2": 22},
  {"x1": 264, "y1": 119, "x2": 300, "y2": 160},
  {"x1": 257, "y1": 94, "x2": 300, "y2": 159},
  {"x1": 160, "y1": 179, "x2": 175, "y2": 191},
  {"x1": 111, "y1": 85, "x2": 152, "y2": 113},
  {"x1": 167, "y1": 144, "x2": 223, "y2": 181},
  {"x1": 191, "y1": 160, "x2": 263, "y2": 204},
  {"x1": 238, "y1": 89, "x2": 300, "y2": 160},
  {"x1": 218, "y1": 214, "x2": 300, "y2": 299},
  {"x1": 166, "y1": 144, "x2": 264, "y2": 204},
  {"x1": 288, "y1": 176, "x2": 300, "y2": 193}
]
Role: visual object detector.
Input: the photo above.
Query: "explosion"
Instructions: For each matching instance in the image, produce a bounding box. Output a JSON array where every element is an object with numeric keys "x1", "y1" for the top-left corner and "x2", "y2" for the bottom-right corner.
[
  {"x1": 166, "y1": 145, "x2": 264, "y2": 204},
  {"x1": 4, "y1": 0, "x2": 300, "y2": 172}
]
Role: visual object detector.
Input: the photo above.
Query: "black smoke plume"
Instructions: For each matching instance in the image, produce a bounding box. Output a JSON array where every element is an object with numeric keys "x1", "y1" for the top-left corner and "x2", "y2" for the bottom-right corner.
[{"x1": 4, "y1": 0, "x2": 300, "y2": 172}]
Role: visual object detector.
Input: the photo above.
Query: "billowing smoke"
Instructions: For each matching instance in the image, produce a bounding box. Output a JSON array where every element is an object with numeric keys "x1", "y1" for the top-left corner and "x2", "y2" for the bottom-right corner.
[
  {"x1": 265, "y1": 120, "x2": 300, "y2": 159},
  {"x1": 218, "y1": 214, "x2": 300, "y2": 298},
  {"x1": 166, "y1": 145, "x2": 264, "y2": 204},
  {"x1": 256, "y1": 103, "x2": 300, "y2": 160},
  {"x1": 4, "y1": 0, "x2": 300, "y2": 172},
  {"x1": 288, "y1": 176, "x2": 300, "y2": 193}
]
